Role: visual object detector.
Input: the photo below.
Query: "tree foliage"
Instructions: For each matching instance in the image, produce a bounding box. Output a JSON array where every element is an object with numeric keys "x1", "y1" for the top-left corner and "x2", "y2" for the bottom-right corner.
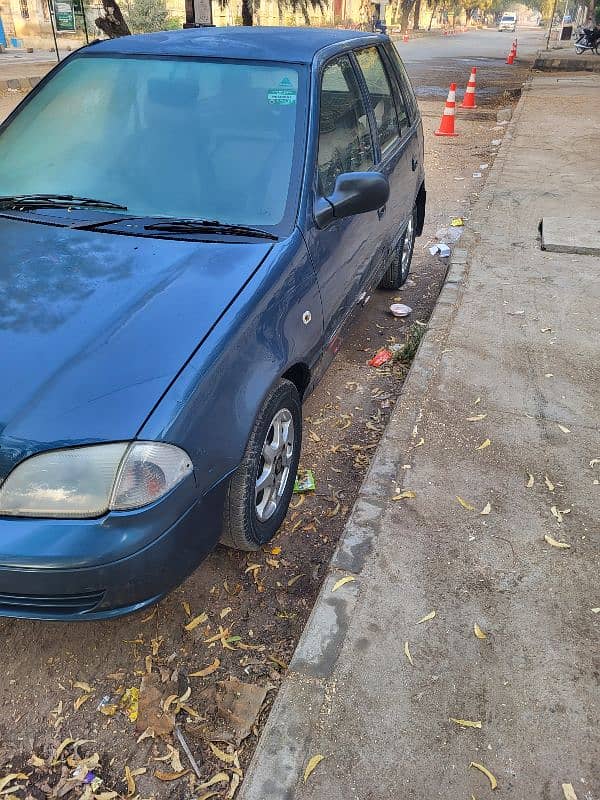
[{"x1": 128, "y1": 0, "x2": 179, "y2": 32}]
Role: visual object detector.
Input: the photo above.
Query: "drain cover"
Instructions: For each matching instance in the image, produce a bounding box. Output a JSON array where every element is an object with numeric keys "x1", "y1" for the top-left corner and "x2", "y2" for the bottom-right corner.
[{"x1": 541, "y1": 217, "x2": 600, "y2": 256}]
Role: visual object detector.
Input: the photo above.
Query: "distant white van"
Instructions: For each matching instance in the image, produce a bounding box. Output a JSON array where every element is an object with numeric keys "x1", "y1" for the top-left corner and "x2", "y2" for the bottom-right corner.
[{"x1": 498, "y1": 12, "x2": 517, "y2": 30}]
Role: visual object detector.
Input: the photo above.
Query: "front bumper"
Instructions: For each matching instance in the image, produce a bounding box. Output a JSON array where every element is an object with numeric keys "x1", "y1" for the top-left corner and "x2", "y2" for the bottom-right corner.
[{"x1": 0, "y1": 475, "x2": 229, "y2": 620}]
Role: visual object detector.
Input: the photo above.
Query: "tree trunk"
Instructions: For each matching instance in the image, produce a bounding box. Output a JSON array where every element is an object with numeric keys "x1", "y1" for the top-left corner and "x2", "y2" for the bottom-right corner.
[
  {"x1": 412, "y1": 0, "x2": 421, "y2": 28},
  {"x1": 241, "y1": 0, "x2": 253, "y2": 25},
  {"x1": 400, "y1": 3, "x2": 411, "y2": 32},
  {"x1": 427, "y1": 0, "x2": 437, "y2": 30},
  {"x1": 301, "y1": 0, "x2": 311, "y2": 24},
  {"x1": 95, "y1": 0, "x2": 130, "y2": 37}
]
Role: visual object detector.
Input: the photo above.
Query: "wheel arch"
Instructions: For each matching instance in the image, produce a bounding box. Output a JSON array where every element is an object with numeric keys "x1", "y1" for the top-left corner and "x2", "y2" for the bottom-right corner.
[
  {"x1": 415, "y1": 180, "x2": 426, "y2": 237},
  {"x1": 282, "y1": 362, "x2": 312, "y2": 400}
]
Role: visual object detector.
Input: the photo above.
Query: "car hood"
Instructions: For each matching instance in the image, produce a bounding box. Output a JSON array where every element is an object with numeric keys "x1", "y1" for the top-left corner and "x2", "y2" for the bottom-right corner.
[{"x1": 0, "y1": 217, "x2": 272, "y2": 478}]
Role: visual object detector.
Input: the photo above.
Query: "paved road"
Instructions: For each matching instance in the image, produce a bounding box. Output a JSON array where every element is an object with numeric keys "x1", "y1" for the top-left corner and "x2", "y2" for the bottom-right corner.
[{"x1": 400, "y1": 27, "x2": 544, "y2": 100}]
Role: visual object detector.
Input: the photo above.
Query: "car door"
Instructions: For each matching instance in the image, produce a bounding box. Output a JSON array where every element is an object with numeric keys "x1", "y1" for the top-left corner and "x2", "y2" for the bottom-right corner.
[
  {"x1": 353, "y1": 45, "x2": 415, "y2": 277},
  {"x1": 303, "y1": 53, "x2": 382, "y2": 351}
]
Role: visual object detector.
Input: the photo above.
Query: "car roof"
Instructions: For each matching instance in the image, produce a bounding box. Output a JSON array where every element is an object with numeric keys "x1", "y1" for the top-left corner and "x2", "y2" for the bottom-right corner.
[{"x1": 87, "y1": 26, "x2": 387, "y2": 64}]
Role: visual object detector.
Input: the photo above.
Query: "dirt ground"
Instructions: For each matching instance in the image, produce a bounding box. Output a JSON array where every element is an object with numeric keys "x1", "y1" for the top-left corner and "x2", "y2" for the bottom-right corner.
[{"x1": 0, "y1": 73, "x2": 524, "y2": 800}]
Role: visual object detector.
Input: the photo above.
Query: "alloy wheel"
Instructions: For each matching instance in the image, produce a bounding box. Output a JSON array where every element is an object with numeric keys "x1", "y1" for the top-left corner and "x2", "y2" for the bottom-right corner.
[{"x1": 255, "y1": 408, "x2": 294, "y2": 522}]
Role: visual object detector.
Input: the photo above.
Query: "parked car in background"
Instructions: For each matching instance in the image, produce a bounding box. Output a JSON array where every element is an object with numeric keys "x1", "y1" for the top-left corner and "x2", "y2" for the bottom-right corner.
[
  {"x1": 498, "y1": 12, "x2": 517, "y2": 30},
  {"x1": 0, "y1": 27, "x2": 425, "y2": 620}
]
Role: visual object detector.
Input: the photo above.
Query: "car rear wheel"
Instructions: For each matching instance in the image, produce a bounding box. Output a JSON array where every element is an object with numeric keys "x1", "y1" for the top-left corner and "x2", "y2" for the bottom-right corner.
[
  {"x1": 221, "y1": 379, "x2": 302, "y2": 550},
  {"x1": 379, "y1": 206, "x2": 416, "y2": 290}
]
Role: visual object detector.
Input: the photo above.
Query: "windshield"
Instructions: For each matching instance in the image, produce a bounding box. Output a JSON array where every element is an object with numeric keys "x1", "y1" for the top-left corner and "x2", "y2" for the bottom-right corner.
[
  {"x1": 0, "y1": 54, "x2": 307, "y2": 234},
  {"x1": 502, "y1": 14, "x2": 515, "y2": 20}
]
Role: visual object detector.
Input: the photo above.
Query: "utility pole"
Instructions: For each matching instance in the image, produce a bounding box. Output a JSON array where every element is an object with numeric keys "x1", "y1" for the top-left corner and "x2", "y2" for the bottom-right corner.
[{"x1": 546, "y1": 0, "x2": 559, "y2": 48}]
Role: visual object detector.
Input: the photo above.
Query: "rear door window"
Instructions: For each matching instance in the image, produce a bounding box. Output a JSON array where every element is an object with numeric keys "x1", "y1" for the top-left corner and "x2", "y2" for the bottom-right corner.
[
  {"x1": 383, "y1": 42, "x2": 419, "y2": 122},
  {"x1": 354, "y1": 47, "x2": 400, "y2": 155}
]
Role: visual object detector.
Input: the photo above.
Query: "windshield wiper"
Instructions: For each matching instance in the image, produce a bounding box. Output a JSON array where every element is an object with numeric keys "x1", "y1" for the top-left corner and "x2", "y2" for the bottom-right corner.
[
  {"x1": 144, "y1": 218, "x2": 277, "y2": 240},
  {"x1": 0, "y1": 194, "x2": 128, "y2": 211}
]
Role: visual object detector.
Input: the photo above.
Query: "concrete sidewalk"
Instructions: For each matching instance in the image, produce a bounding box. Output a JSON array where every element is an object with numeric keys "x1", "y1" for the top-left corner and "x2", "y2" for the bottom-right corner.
[{"x1": 239, "y1": 74, "x2": 600, "y2": 800}]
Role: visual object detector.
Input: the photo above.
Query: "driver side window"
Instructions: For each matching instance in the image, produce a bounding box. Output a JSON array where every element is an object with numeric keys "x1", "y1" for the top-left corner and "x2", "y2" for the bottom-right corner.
[{"x1": 317, "y1": 55, "x2": 374, "y2": 197}]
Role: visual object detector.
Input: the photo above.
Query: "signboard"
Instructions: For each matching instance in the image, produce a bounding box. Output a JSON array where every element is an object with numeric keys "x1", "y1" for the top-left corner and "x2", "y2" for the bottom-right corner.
[
  {"x1": 55, "y1": 0, "x2": 76, "y2": 31},
  {"x1": 185, "y1": 0, "x2": 213, "y2": 26}
]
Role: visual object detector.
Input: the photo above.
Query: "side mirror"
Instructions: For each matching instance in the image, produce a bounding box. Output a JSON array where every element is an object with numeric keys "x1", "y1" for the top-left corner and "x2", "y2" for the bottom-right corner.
[{"x1": 314, "y1": 171, "x2": 390, "y2": 229}]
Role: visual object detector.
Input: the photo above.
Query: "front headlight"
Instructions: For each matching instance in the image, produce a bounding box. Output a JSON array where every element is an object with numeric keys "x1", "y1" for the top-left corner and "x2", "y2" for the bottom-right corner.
[{"x1": 0, "y1": 442, "x2": 193, "y2": 518}]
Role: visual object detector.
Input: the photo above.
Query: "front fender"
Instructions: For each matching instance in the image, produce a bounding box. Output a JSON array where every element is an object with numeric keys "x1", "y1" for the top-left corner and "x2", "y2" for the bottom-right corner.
[{"x1": 139, "y1": 228, "x2": 324, "y2": 493}]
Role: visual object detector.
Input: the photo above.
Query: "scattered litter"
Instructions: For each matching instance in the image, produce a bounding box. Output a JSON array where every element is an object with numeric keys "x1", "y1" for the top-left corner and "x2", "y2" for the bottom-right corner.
[
  {"x1": 119, "y1": 687, "x2": 139, "y2": 723},
  {"x1": 507, "y1": 308, "x2": 525, "y2": 316},
  {"x1": 480, "y1": 502, "x2": 491, "y2": 515},
  {"x1": 174, "y1": 727, "x2": 202, "y2": 779},
  {"x1": 479, "y1": 163, "x2": 489, "y2": 170},
  {"x1": 491, "y1": 139, "x2": 502, "y2": 146},
  {"x1": 472, "y1": 172, "x2": 482, "y2": 178},
  {"x1": 435, "y1": 225, "x2": 463, "y2": 243},
  {"x1": 390, "y1": 303, "x2": 412, "y2": 317},
  {"x1": 214, "y1": 677, "x2": 268, "y2": 745},
  {"x1": 557, "y1": 424, "x2": 571, "y2": 434},
  {"x1": 368, "y1": 348, "x2": 393, "y2": 368},
  {"x1": 294, "y1": 469, "x2": 315, "y2": 493},
  {"x1": 429, "y1": 243, "x2": 451, "y2": 257},
  {"x1": 450, "y1": 217, "x2": 464, "y2": 227},
  {"x1": 454, "y1": 176, "x2": 465, "y2": 181}
]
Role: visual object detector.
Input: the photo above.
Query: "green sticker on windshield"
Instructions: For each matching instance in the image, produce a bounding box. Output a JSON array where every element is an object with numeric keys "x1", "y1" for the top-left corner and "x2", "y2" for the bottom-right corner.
[{"x1": 267, "y1": 76, "x2": 297, "y2": 106}]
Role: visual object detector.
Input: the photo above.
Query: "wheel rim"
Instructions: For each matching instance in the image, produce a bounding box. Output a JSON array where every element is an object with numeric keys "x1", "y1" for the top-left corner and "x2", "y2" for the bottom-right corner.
[
  {"x1": 255, "y1": 408, "x2": 294, "y2": 522},
  {"x1": 400, "y1": 215, "x2": 415, "y2": 277}
]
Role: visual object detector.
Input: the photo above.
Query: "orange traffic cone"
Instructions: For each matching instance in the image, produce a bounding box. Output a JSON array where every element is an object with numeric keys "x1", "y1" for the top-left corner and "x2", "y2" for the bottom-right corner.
[
  {"x1": 435, "y1": 83, "x2": 459, "y2": 137},
  {"x1": 506, "y1": 47, "x2": 515, "y2": 64},
  {"x1": 512, "y1": 38, "x2": 518, "y2": 57},
  {"x1": 403, "y1": 32, "x2": 409, "y2": 42},
  {"x1": 460, "y1": 67, "x2": 477, "y2": 109}
]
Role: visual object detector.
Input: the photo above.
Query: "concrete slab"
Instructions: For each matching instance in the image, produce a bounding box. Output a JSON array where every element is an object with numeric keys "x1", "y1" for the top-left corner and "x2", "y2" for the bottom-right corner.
[{"x1": 542, "y1": 216, "x2": 600, "y2": 255}]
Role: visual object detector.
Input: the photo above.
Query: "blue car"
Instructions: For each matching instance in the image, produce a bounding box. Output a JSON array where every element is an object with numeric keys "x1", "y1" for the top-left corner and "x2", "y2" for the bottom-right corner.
[{"x1": 0, "y1": 26, "x2": 425, "y2": 619}]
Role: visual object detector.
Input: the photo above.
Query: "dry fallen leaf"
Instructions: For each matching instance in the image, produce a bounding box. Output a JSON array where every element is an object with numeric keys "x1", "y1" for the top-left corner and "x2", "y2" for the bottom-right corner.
[
  {"x1": 74, "y1": 694, "x2": 91, "y2": 711},
  {"x1": 526, "y1": 472, "x2": 535, "y2": 488},
  {"x1": 182, "y1": 601, "x2": 191, "y2": 616},
  {"x1": 551, "y1": 506, "x2": 563, "y2": 523},
  {"x1": 415, "y1": 437, "x2": 425, "y2": 447},
  {"x1": 544, "y1": 475, "x2": 555, "y2": 492},
  {"x1": 404, "y1": 641, "x2": 414, "y2": 665},
  {"x1": 558, "y1": 424, "x2": 571, "y2": 434},
  {"x1": 449, "y1": 717, "x2": 482, "y2": 728},
  {"x1": 416, "y1": 610, "x2": 436, "y2": 624},
  {"x1": 457, "y1": 496, "x2": 476, "y2": 511},
  {"x1": 392, "y1": 490, "x2": 417, "y2": 501},
  {"x1": 473, "y1": 623, "x2": 487, "y2": 640},
  {"x1": 124, "y1": 766, "x2": 135, "y2": 797},
  {"x1": 287, "y1": 574, "x2": 303, "y2": 588},
  {"x1": 562, "y1": 784, "x2": 578, "y2": 800},
  {"x1": 467, "y1": 414, "x2": 487, "y2": 422},
  {"x1": 155, "y1": 770, "x2": 189, "y2": 781},
  {"x1": 197, "y1": 793, "x2": 220, "y2": 800},
  {"x1": 184, "y1": 612, "x2": 208, "y2": 632},
  {"x1": 469, "y1": 761, "x2": 498, "y2": 790},
  {"x1": 0, "y1": 776, "x2": 28, "y2": 794},
  {"x1": 332, "y1": 575, "x2": 356, "y2": 593},
  {"x1": 270, "y1": 546, "x2": 282, "y2": 555},
  {"x1": 189, "y1": 658, "x2": 221, "y2": 678},
  {"x1": 208, "y1": 743, "x2": 237, "y2": 765},
  {"x1": 303, "y1": 754, "x2": 325, "y2": 783},
  {"x1": 196, "y1": 773, "x2": 229, "y2": 791},
  {"x1": 474, "y1": 397, "x2": 481, "y2": 405},
  {"x1": 73, "y1": 681, "x2": 93, "y2": 693},
  {"x1": 480, "y1": 502, "x2": 491, "y2": 515},
  {"x1": 226, "y1": 772, "x2": 241, "y2": 799},
  {"x1": 544, "y1": 534, "x2": 570, "y2": 550},
  {"x1": 476, "y1": 439, "x2": 491, "y2": 451}
]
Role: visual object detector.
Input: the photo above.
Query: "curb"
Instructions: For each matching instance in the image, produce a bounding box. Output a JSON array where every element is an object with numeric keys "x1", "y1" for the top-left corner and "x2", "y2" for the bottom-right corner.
[
  {"x1": 237, "y1": 81, "x2": 532, "y2": 800},
  {"x1": 0, "y1": 75, "x2": 41, "y2": 92}
]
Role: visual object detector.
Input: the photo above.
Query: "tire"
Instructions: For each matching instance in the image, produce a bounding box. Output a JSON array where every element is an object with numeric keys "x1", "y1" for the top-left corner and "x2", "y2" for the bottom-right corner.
[
  {"x1": 379, "y1": 205, "x2": 417, "y2": 290},
  {"x1": 575, "y1": 46, "x2": 584, "y2": 53},
  {"x1": 221, "y1": 379, "x2": 302, "y2": 550}
]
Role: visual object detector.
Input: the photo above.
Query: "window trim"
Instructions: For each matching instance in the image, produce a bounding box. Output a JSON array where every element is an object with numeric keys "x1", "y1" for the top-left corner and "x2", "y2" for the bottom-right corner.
[
  {"x1": 382, "y1": 41, "x2": 419, "y2": 125},
  {"x1": 314, "y1": 51, "x2": 378, "y2": 199}
]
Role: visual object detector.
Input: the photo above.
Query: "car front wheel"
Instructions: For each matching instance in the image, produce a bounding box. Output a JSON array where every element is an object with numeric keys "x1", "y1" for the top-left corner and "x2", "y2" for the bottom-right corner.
[
  {"x1": 379, "y1": 206, "x2": 417, "y2": 290},
  {"x1": 221, "y1": 379, "x2": 302, "y2": 550}
]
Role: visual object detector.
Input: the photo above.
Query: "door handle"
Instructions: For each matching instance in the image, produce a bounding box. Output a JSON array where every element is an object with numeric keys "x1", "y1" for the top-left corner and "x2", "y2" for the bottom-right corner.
[
  {"x1": 412, "y1": 157, "x2": 418, "y2": 172},
  {"x1": 377, "y1": 205, "x2": 386, "y2": 220}
]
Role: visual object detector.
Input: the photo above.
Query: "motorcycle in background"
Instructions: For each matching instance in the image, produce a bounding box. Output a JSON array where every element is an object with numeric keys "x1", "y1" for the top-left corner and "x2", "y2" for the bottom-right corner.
[{"x1": 574, "y1": 25, "x2": 600, "y2": 54}]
